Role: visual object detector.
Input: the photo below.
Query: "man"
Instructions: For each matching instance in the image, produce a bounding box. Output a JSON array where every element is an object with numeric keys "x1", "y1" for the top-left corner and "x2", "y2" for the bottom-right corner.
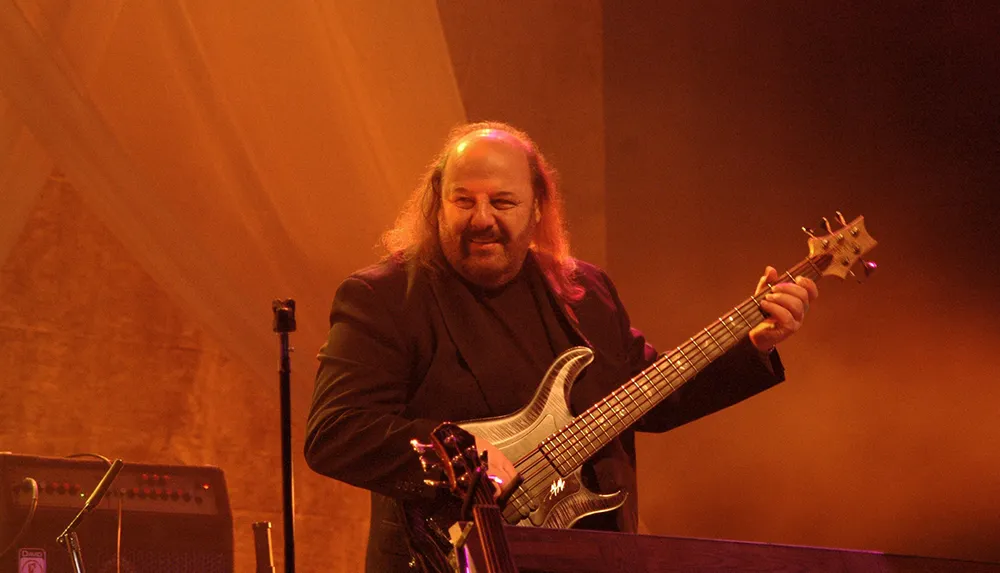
[{"x1": 305, "y1": 121, "x2": 818, "y2": 571}]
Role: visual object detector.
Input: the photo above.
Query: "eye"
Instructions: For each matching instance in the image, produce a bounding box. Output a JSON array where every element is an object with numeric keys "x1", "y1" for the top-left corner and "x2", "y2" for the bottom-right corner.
[
  {"x1": 452, "y1": 196, "x2": 474, "y2": 208},
  {"x1": 492, "y1": 199, "x2": 518, "y2": 210}
]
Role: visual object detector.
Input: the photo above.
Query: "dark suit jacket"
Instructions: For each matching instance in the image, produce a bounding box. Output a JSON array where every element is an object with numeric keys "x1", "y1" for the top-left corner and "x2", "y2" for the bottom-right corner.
[{"x1": 304, "y1": 253, "x2": 783, "y2": 572}]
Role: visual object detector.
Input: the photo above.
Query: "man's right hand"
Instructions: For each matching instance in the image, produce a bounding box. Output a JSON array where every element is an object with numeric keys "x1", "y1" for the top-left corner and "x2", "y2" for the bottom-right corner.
[{"x1": 474, "y1": 434, "x2": 519, "y2": 499}]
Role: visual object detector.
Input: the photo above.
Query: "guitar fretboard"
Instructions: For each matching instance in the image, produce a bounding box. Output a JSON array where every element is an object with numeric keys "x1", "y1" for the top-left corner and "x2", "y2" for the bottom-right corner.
[{"x1": 538, "y1": 255, "x2": 829, "y2": 475}]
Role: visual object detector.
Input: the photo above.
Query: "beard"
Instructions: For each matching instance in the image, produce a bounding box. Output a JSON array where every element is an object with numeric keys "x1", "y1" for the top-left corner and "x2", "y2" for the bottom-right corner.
[{"x1": 439, "y1": 222, "x2": 535, "y2": 289}]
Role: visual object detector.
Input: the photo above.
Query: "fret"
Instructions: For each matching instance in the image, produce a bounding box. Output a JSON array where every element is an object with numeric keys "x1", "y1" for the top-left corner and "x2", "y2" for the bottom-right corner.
[
  {"x1": 591, "y1": 406, "x2": 611, "y2": 445},
  {"x1": 507, "y1": 482, "x2": 532, "y2": 517},
  {"x1": 585, "y1": 404, "x2": 613, "y2": 458},
  {"x1": 621, "y1": 383, "x2": 640, "y2": 424},
  {"x1": 651, "y1": 361, "x2": 675, "y2": 392},
  {"x1": 592, "y1": 404, "x2": 614, "y2": 442},
  {"x1": 542, "y1": 432, "x2": 567, "y2": 468},
  {"x1": 558, "y1": 417, "x2": 582, "y2": 469},
  {"x1": 566, "y1": 430, "x2": 585, "y2": 467},
  {"x1": 609, "y1": 394, "x2": 628, "y2": 426},
  {"x1": 806, "y1": 257, "x2": 822, "y2": 277},
  {"x1": 605, "y1": 401, "x2": 623, "y2": 433},
  {"x1": 578, "y1": 414, "x2": 599, "y2": 461},
  {"x1": 553, "y1": 427, "x2": 577, "y2": 469},
  {"x1": 734, "y1": 305, "x2": 753, "y2": 330},
  {"x1": 663, "y1": 352, "x2": 686, "y2": 383},
  {"x1": 690, "y1": 336, "x2": 710, "y2": 362},
  {"x1": 590, "y1": 402, "x2": 618, "y2": 438},
  {"x1": 718, "y1": 316, "x2": 737, "y2": 340},
  {"x1": 638, "y1": 371, "x2": 659, "y2": 401},
  {"x1": 704, "y1": 327, "x2": 725, "y2": 353},
  {"x1": 674, "y1": 345, "x2": 692, "y2": 373},
  {"x1": 616, "y1": 390, "x2": 635, "y2": 428},
  {"x1": 784, "y1": 270, "x2": 796, "y2": 283}
]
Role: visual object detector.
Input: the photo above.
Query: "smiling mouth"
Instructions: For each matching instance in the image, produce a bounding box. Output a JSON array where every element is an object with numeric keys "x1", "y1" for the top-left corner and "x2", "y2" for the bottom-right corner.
[
  {"x1": 465, "y1": 238, "x2": 503, "y2": 256},
  {"x1": 468, "y1": 236, "x2": 503, "y2": 244}
]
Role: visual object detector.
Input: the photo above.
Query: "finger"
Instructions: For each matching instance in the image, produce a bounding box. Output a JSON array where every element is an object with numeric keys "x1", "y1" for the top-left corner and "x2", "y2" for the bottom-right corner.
[
  {"x1": 770, "y1": 282, "x2": 809, "y2": 300},
  {"x1": 760, "y1": 298, "x2": 797, "y2": 329},
  {"x1": 755, "y1": 266, "x2": 778, "y2": 295},
  {"x1": 795, "y1": 276, "x2": 819, "y2": 302},
  {"x1": 769, "y1": 283, "x2": 811, "y2": 314},
  {"x1": 765, "y1": 291, "x2": 805, "y2": 322}
]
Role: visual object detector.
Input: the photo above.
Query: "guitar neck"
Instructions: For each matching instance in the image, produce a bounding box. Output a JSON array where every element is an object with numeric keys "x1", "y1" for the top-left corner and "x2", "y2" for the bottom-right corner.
[
  {"x1": 539, "y1": 254, "x2": 830, "y2": 475},
  {"x1": 468, "y1": 481, "x2": 518, "y2": 573},
  {"x1": 472, "y1": 502, "x2": 518, "y2": 573}
]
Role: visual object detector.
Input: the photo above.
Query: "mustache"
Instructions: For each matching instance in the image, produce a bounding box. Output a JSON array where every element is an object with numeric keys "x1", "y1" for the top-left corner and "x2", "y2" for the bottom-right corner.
[{"x1": 463, "y1": 229, "x2": 507, "y2": 244}]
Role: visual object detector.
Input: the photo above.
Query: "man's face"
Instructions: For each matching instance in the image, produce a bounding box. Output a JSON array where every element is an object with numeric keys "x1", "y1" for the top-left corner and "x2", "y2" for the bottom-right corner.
[{"x1": 438, "y1": 130, "x2": 538, "y2": 288}]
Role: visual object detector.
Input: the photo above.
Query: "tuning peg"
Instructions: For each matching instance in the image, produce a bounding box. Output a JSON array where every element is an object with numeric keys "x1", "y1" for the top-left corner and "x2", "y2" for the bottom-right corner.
[
  {"x1": 861, "y1": 259, "x2": 878, "y2": 278},
  {"x1": 849, "y1": 259, "x2": 878, "y2": 283},
  {"x1": 835, "y1": 211, "x2": 849, "y2": 226},
  {"x1": 821, "y1": 217, "x2": 834, "y2": 234},
  {"x1": 423, "y1": 478, "x2": 449, "y2": 489},
  {"x1": 410, "y1": 439, "x2": 441, "y2": 473},
  {"x1": 417, "y1": 455, "x2": 441, "y2": 474},
  {"x1": 801, "y1": 226, "x2": 819, "y2": 239}
]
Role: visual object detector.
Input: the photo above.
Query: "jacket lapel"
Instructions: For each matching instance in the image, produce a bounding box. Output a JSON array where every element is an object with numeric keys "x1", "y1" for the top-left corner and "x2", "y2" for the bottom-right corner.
[
  {"x1": 427, "y1": 264, "x2": 516, "y2": 415},
  {"x1": 427, "y1": 253, "x2": 593, "y2": 415}
]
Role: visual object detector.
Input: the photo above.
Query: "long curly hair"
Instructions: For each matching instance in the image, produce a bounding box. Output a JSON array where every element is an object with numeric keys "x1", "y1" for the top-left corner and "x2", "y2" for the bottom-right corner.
[{"x1": 382, "y1": 121, "x2": 583, "y2": 303}]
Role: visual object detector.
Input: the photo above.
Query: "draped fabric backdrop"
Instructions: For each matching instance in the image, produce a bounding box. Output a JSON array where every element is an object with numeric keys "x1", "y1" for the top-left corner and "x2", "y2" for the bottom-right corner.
[{"x1": 0, "y1": 1, "x2": 463, "y2": 570}]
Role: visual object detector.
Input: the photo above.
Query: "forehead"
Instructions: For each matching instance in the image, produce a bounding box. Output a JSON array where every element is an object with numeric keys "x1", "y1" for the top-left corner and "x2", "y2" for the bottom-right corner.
[{"x1": 442, "y1": 130, "x2": 532, "y2": 187}]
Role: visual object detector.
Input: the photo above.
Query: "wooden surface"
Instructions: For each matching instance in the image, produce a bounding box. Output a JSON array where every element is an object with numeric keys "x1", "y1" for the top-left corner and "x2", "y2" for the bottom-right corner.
[{"x1": 502, "y1": 527, "x2": 1000, "y2": 573}]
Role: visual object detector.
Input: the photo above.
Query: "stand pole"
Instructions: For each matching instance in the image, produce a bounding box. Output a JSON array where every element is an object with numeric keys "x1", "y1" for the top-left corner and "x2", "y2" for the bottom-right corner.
[
  {"x1": 56, "y1": 459, "x2": 124, "y2": 573},
  {"x1": 272, "y1": 299, "x2": 297, "y2": 573}
]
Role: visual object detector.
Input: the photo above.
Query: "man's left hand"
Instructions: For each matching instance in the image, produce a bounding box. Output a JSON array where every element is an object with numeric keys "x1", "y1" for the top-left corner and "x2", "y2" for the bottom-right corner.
[{"x1": 749, "y1": 266, "x2": 819, "y2": 353}]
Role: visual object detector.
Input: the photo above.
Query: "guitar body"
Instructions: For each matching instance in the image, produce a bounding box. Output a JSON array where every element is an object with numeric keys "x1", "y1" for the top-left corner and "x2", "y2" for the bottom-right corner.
[{"x1": 461, "y1": 346, "x2": 628, "y2": 529}]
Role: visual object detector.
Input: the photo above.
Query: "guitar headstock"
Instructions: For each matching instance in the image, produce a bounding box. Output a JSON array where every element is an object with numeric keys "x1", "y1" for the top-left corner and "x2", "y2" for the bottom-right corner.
[
  {"x1": 803, "y1": 212, "x2": 878, "y2": 280},
  {"x1": 411, "y1": 423, "x2": 490, "y2": 502}
]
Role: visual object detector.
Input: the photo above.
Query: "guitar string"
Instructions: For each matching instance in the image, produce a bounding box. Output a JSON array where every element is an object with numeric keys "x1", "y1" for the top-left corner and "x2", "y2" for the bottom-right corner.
[
  {"x1": 509, "y1": 311, "x2": 763, "y2": 510},
  {"x1": 494, "y1": 257, "x2": 827, "y2": 521},
  {"x1": 544, "y1": 260, "x2": 823, "y2": 471},
  {"x1": 499, "y1": 261, "x2": 822, "y2": 514},
  {"x1": 505, "y1": 259, "x2": 824, "y2": 513},
  {"x1": 538, "y1": 302, "x2": 755, "y2": 472},
  {"x1": 539, "y1": 257, "x2": 823, "y2": 470},
  {"x1": 473, "y1": 471, "x2": 515, "y2": 571},
  {"x1": 510, "y1": 331, "x2": 731, "y2": 505},
  {"x1": 522, "y1": 258, "x2": 823, "y2": 488}
]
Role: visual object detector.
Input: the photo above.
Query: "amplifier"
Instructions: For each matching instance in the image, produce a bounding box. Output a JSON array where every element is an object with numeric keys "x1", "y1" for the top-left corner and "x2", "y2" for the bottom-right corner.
[{"x1": 0, "y1": 453, "x2": 234, "y2": 573}]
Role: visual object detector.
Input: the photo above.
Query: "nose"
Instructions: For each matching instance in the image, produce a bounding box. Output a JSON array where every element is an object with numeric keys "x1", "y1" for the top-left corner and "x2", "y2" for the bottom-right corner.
[{"x1": 469, "y1": 200, "x2": 496, "y2": 230}]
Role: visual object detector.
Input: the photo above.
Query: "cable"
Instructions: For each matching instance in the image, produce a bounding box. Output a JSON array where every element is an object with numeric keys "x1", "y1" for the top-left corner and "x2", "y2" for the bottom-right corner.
[
  {"x1": 0, "y1": 478, "x2": 39, "y2": 558},
  {"x1": 63, "y1": 452, "x2": 124, "y2": 570},
  {"x1": 65, "y1": 452, "x2": 112, "y2": 465}
]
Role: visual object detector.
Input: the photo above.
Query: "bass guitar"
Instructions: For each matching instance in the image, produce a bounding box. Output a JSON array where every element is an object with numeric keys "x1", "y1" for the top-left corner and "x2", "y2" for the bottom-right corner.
[{"x1": 456, "y1": 213, "x2": 877, "y2": 529}]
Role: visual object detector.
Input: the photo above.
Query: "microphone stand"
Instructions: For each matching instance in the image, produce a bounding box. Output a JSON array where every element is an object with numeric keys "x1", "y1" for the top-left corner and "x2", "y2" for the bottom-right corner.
[
  {"x1": 56, "y1": 459, "x2": 124, "y2": 573},
  {"x1": 272, "y1": 299, "x2": 296, "y2": 573}
]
